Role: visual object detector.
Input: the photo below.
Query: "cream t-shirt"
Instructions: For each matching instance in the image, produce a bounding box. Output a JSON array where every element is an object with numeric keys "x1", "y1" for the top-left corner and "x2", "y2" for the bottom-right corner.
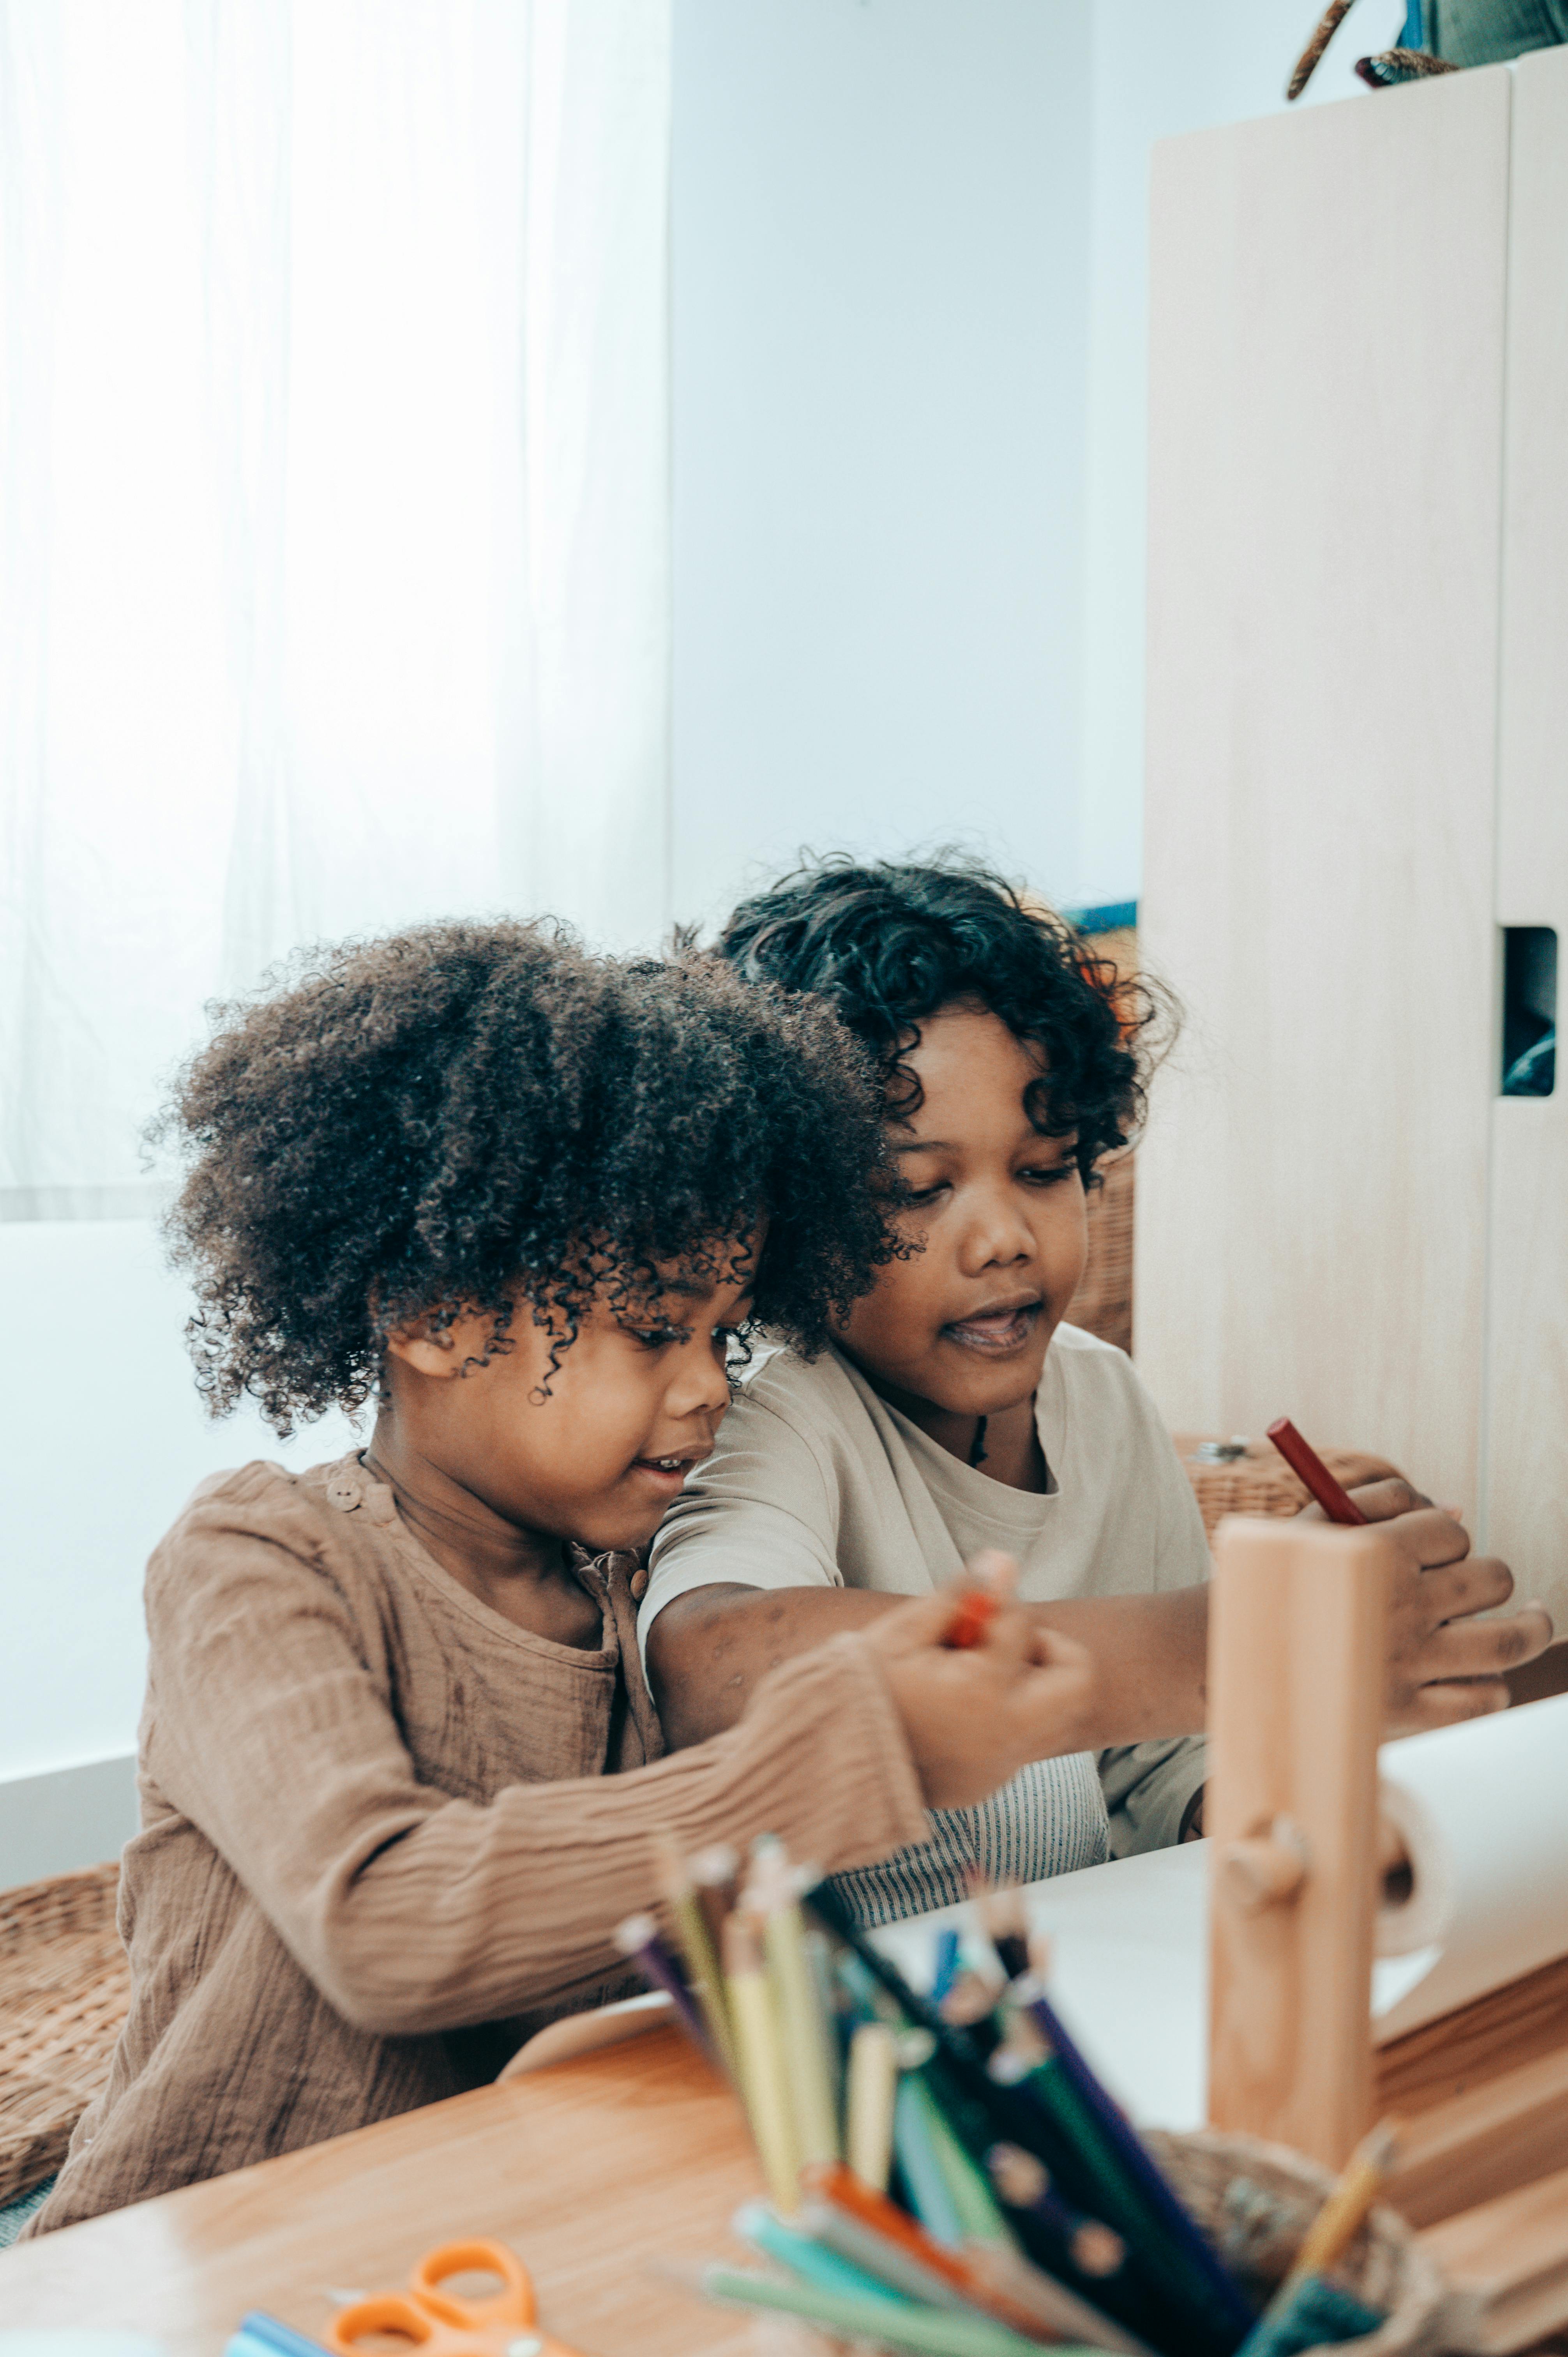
[{"x1": 640, "y1": 1323, "x2": 1210, "y2": 1871}]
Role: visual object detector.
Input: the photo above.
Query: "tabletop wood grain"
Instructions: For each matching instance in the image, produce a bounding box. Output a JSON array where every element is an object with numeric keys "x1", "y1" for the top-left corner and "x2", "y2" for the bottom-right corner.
[{"x1": 0, "y1": 2023, "x2": 763, "y2": 2356}]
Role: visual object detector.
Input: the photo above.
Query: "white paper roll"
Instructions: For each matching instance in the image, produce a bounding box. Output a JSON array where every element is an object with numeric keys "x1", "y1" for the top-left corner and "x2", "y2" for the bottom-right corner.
[
  {"x1": 1370, "y1": 1690, "x2": 1568, "y2": 2042},
  {"x1": 871, "y1": 1693, "x2": 1568, "y2": 2129}
]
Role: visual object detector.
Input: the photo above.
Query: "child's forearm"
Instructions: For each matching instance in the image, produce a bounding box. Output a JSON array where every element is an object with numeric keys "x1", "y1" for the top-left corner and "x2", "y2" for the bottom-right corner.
[{"x1": 647, "y1": 1582, "x2": 1210, "y2": 1753}]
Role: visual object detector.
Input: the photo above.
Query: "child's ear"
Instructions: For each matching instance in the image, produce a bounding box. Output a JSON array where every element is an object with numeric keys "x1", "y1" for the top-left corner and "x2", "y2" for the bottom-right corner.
[{"x1": 383, "y1": 1313, "x2": 466, "y2": 1380}]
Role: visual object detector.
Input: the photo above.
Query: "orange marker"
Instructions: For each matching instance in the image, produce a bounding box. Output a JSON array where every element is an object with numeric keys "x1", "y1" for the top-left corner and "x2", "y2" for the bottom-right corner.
[
  {"x1": 944, "y1": 1590, "x2": 999, "y2": 1649},
  {"x1": 942, "y1": 1550, "x2": 1017, "y2": 1649}
]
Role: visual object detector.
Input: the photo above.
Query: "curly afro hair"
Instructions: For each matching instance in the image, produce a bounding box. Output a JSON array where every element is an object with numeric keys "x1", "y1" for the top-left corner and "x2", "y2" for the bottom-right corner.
[
  {"x1": 713, "y1": 853, "x2": 1169, "y2": 1179},
  {"x1": 155, "y1": 919, "x2": 899, "y2": 1434}
]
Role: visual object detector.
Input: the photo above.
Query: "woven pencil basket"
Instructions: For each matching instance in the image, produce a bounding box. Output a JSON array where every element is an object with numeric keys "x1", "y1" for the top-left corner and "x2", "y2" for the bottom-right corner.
[
  {"x1": 1148, "y1": 2129, "x2": 1452, "y2": 2357},
  {"x1": 0, "y1": 1861, "x2": 130, "y2": 2205}
]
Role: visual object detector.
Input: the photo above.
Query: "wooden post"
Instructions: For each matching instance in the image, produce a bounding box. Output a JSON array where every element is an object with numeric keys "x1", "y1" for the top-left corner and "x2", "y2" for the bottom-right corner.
[{"x1": 1206, "y1": 1514, "x2": 1391, "y2": 2166}]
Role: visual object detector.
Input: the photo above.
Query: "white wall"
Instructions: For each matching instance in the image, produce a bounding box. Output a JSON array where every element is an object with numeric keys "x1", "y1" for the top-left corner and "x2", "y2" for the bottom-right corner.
[
  {"x1": 669, "y1": 0, "x2": 1097, "y2": 932},
  {"x1": 0, "y1": 1221, "x2": 356, "y2": 1787},
  {"x1": 670, "y1": 0, "x2": 1375, "y2": 926}
]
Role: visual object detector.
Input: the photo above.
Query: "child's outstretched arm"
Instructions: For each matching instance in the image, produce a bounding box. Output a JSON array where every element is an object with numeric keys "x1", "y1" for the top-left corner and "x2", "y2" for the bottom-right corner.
[
  {"x1": 648, "y1": 1579, "x2": 1206, "y2": 1753},
  {"x1": 646, "y1": 1493, "x2": 1552, "y2": 1753}
]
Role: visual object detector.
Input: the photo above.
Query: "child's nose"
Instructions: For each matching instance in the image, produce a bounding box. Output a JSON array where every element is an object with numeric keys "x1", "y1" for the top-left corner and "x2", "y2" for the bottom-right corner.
[
  {"x1": 669, "y1": 1339, "x2": 731, "y2": 1421},
  {"x1": 958, "y1": 1186, "x2": 1035, "y2": 1271}
]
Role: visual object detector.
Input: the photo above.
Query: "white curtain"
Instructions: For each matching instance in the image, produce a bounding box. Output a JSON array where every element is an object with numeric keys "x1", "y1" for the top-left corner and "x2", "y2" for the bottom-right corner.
[{"x1": 0, "y1": 0, "x2": 672, "y2": 1214}]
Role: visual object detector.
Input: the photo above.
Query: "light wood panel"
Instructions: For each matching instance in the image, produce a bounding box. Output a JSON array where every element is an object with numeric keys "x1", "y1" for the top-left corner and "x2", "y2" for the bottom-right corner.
[
  {"x1": 1137, "y1": 72, "x2": 1511, "y2": 1510},
  {"x1": 1419, "y1": 2161, "x2": 1568, "y2": 2354},
  {"x1": 1382, "y1": 2040, "x2": 1568, "y2": 2230},
  {"x1": 0, "y1": 2025, "x2": 761, "y2": 2356},
  {"x1": 1483, "y1": 44, "x2": 1568, "y2": 1630},
  {"x1": 1206, "y1": 1517, "x2": 1389, "y2": 2168},
  {"x1": 1376, "y1": 1948, "x2": 1568, "y2": 2122}
]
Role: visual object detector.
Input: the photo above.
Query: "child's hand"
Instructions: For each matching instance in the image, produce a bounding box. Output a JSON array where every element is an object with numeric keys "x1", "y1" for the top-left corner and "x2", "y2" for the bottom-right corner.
[
  {"x1": 862, "y1": 1564, "x2": 1097, "y2": 1810},
  {"x1": 1315, "y1": 1477, "x2": 1554, "y2": 1730}
]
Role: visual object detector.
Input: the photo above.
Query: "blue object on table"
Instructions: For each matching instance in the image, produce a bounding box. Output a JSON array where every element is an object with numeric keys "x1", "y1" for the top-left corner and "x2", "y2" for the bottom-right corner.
[{"x1": 224, "y1": 2318, "x2": 333, "y2": 2357}]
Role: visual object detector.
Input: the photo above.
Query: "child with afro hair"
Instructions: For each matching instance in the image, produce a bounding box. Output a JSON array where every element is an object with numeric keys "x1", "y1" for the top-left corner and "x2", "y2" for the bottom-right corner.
[
  {"x1": 642, "y1": 856, "x2": 1547, "y2": 1923},
  {"x1": 28, "y1": 919, "x2": 1097, "y2": 2233}
]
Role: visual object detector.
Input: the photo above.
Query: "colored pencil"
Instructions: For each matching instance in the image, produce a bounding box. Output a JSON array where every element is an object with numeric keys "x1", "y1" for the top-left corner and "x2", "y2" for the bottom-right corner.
[
  {"x1": 1006, "y1": 1970, "x2": 1256, "y2": 2339},
  {"x1": 959, "y1": 2244, "x2": 1162, "y2": 2357},
  {"x1": 975, "y1": 1885, "x2": 1033, "y2": 1983},
  {"x1": 848, "y1": 2019, "x2": 901, "y2": 2191},
  {"x1": 692, "y1": 1840, "x2": 740, "y2": 1954},
  {"x1": 913, "y1": 2077, "x2": 1014, "y2": 2243},
  {"x1": 931, "y1": 1926, "x2": 963, "y2": 2006},
  {"x1": 763, "y1": 1880, "x2": 841, "y2": 2165},
  {"x1": 699, "y1": 2262, "x2": 1098, "y2": 2357},
  {"x1": 988, "y1": 2142, "x2": 1127, "y2": 2277},
  {"x1": 800, "y1": 2187, "x2": 986, "y2": 2313},
  {"x1": 650, "y1": 1831, "x2": 738, "y2": 2077},
  {"x1": 722, "y1": 1908, "x2": 802, "y2": 2214},
  {"x1": 1233, "y1": 2129, "x2": 1399, "y2": 2357},
  {"x1": 613, "y1": 1912, "x2": 711, "y2": 2054},
  {"x1": 733, "y1": 2198, "x2": 924, "y2": 2306},
  {"x1": 896, "y1": 2073, "x2": 965, "y2": 2246},
  {"x1": 1284, "y1": 2120, "x2": 1400, "y2": 2287},
  {"x1": 804, "y1": 2162, "x2": 1148, "y2": 2352},
  {"x1": 1264, "y1": 1418, "x2": 1368, "y2": 1525}
]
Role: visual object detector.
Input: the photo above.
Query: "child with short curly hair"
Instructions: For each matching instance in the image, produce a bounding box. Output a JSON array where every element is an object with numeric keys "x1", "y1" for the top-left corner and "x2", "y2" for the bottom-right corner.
[
  {"x1": 642, "y1": 857, "x2": 1548, "y2": 1921},
  {"x1": 28, "y1": 920, "x2": 1097, "y2": 2233}
]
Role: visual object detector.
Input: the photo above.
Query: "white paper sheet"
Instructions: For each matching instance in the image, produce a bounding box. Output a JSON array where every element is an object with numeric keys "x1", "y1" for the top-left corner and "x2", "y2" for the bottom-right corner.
[{"x1": 870, "y1": 1694, "x2": 1568, "y2": 2132}]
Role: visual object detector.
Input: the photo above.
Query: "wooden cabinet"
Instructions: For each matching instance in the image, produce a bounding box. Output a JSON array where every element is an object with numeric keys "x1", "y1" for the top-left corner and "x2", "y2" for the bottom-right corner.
[{"x1": 1136, "y1": 51, "x2": 1568, "y2": 1624}]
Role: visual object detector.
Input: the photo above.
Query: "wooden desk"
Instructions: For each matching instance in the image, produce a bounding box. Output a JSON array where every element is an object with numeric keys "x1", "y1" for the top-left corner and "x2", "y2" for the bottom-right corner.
[{"x1": 0, "y1": 2025, "x2": 763, "y2": 2356}]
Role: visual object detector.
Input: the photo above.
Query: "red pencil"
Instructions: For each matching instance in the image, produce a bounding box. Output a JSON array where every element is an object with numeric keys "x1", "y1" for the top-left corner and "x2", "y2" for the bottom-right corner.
[{"x1": 1266, "y1": 1416, "x2": 1368, "y2": 1525}]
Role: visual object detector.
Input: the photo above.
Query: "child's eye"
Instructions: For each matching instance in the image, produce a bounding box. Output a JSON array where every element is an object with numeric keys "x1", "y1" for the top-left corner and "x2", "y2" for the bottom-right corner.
[
  {"x1": 903, "y1": 1180, "x2": 950, "y2": 1209},
  {"x1": 1020, "y1": 1162, "x2": 1077, "y2": 1187},
  {"x1": 626, "y1": 1324, "x2": 686, "y2": 1351}
]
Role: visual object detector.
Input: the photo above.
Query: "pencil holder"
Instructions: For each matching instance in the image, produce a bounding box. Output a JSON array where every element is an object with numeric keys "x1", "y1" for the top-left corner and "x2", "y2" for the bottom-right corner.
[{"x1": 1147, "y1": 2131, "x2": 1450, "y2": 2357}]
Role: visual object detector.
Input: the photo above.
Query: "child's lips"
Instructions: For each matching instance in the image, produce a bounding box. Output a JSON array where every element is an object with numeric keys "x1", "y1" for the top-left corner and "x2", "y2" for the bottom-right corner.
[
  {"x1": 630, "y1": 1450, "x2": 707, "y2": 1492},
  {"x1": 942, "y1": 1301, "x2": 1042, "y2": 1354}
]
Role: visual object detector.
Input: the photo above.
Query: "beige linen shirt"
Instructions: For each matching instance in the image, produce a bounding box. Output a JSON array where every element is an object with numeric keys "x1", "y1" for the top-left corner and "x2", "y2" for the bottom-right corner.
[
  {"x1": 29, "y1": 1452, "x2": 928, "y2": 2233},
  {"x1": 640, "y1": 1323, "x2": 1210, "y2": 1860}
]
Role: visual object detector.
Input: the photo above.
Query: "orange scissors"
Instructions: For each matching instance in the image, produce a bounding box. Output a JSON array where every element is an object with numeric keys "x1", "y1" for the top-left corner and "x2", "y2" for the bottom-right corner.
[{"x1": 324, "y1": 2238, "x2": 591, "y2": 2357}]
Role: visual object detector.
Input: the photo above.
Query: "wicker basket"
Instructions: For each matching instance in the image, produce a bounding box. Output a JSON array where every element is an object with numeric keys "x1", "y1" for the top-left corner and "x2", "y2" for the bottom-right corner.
[
  {"x1": 1151, "y1": 2128, "x2": 1452, "y2": 2357},
  {"x1": 0, "y1": 1861, "x2": 130, "y2": 2205},
  {"x1": 1172, "y1": 1435, "x2": 1399, "y2": 1539}
]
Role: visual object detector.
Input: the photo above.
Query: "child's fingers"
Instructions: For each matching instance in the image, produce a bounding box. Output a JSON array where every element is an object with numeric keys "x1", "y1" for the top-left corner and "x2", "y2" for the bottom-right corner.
[
  {"x1": 1341, "y1": 1475, "x2": 1432, "y2": 1521},
  {"x1": 1401, "y1": 1676, "x2": 1511, "y2": 1729},
  {"x1": 963, "y1": 1548, "x2": 1020, "y2": 1602},
  {"x1": 1416, "y1": 1603, "x2": 1553, "y2": 1680},
  {"x1": 1005, "y1": 1643, "x2": 1097, "y2": 1753},
  {"x1": 870, "y1": 1555, "x2": 1026, "y2": 1659},
  {"x1": 864, "y1": 1585, "x2": 991, "y2": 1661}
]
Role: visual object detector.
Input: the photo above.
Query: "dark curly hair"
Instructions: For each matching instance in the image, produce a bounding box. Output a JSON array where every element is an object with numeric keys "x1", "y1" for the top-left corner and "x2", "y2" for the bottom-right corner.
[
  {"x1": 713, "y1": 853, "x2": 1168, "y2": 1179},
  {"x1": 155, "y1": 919, "x2": 899, "y2": 1434}
]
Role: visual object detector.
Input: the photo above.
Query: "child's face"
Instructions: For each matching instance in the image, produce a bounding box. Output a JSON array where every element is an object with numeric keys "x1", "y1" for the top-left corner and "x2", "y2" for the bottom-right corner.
[
  {"x1": 831, "y1": 1002, "x2": 1087, "y2": 1420},
  {"x1": 384, "y1": 1242, "x2": 755, "y2": 1553}
]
